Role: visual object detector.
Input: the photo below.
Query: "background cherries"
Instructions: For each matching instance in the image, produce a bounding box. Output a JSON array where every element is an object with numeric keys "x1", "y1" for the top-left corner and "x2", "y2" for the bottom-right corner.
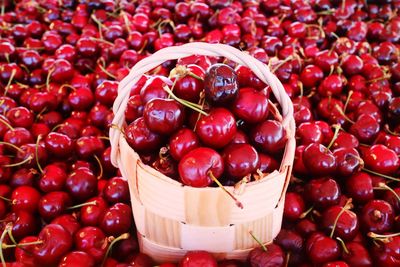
[{"x1": 0, "y1": 0, "x2": 399, "y2": 266}]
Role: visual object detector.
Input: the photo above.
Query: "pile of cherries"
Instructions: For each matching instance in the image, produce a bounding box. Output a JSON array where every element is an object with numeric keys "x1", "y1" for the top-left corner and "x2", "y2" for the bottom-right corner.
[
  {"x1": 124, "y1": 60, "x2": 285, "y2": 198},
  {"x1": 0, "y1": 0, "x2": 399, "y2": 266}
]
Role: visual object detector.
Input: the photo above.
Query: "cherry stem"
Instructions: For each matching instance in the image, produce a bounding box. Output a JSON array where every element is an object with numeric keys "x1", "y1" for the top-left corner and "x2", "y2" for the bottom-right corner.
[
  {"x1": 343, "y1": 90, "x2": 353, "y2": 113},
  {"x1": 6, "y1": 225, "x2": 16, "y2": 246},
  {"x1": 91, "y1": 14, "x2": 104, "y2": 39},
  {"x1": 330, "y1": 198, "x2": 352, "y2": 238},
  {"x1": 326, "y1": 124, "x2": 341, "y2": 150},
  {"x1": 121, "y1": 11, "x2": 132, "y2": 33},
  {"x1": 271, "y1": 55, "x2": 295, "y2": 73},
  {"x1": 0, "y1": 223, "x2": 12, "y2": 267},
  {"x1": 2, "y1": 240, "x2": 43, "y2": 249},
  {"x1": 3, "y1": 69, "x2": 16, "y2": 96},
  {"x1": 93, "y1": 155, "x2": 103, "y2": 180},
  {"x1": 299, "y1": 205, "x2": 314, "y2": 219},
  {"x1": 334, "y1": 104, "x2": 355, "y2": 124},
  {"x1": 45, "y1": 68, "x2": 55, "y2": 91},
  {"x1": 0, "y1": 196, "x2": 10, "y2": 202},
  {"x1": 66, "y1": 200, "x2": 98, "y2": 210},
  {"x1": 384, "y1": 124, "x2": 399, "y2": 136},
  {"x1": 373, "y1": 183, "x2": 400, "y2": 203},
  {"x1": 336, "y1": 237, "x2": 349, "y2": 254},
  {"x1": 284, "y1": 252, "x2": 290, "y2": 267},
  {"x1": 368, "y1": 232, "x2": 400, "y2": 239},
  {"x1": 249, "y1": 231, "x2": 267, "y2": 252},
  {"x1": 101, "y1": 233, "x2": 130, "y2": 267},
  {"x1": 35, "y1": 135, "x2": 43, "y2": 174},
  {"x1": 0, "y1": 119, "x2": 13, "y2": 131},
  {"x1": 89, "y1": 37, "x2": 114, "y2": 47},
  {"x1": 97, "y1": 60, "x2": 117, "y2": 80},
  {"x1": 208, "y1": 171, "x2": 243, "y2": 209},
  {"x1": 3, "y1": 155, "x2": 33, "y2": 168},
  {"x1": 110, "y1": 124, "x2": 125, "y2": 135},
  {"x1": 162, "y1": 85, "x2": 208, "y2": 116},
  {"x1": 362, "y1": 168, "x2": 400, "y2": 182},
  {"x1": 193, "y1": 92, "x2": 206, "y2": 132}
]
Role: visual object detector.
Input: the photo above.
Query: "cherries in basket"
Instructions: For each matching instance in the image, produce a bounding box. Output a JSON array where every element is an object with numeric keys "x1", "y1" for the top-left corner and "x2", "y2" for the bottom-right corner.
[{"x1": 124, "y1": 57, "x2": 287, "y2": 196}]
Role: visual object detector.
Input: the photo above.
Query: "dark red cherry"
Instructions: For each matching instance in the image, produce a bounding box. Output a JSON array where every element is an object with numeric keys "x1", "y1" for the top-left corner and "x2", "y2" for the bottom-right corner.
[
  {"x1": 333, "y1": 147, "x2": 363, "y2": 177},
  {"x1": 250, "y1": 120, "x2": 287, "y2": 154},
  {"x1": 100, "y1": 203, "x2": 132, "y2": 236},
  {"x1": 321, "y1": 205, "x2": 359, "y2": 241},
  {"x1": 125, "y1": 117, "x2": 163, "y2": 152},
  {"x1": 360, "y1": 199, "x2": 394, "y2": 234},
  {"x1": 302, "y1": 143, "x2": 336, "y2": 176},
  {"x1": 204, "y1": 63, "x2": 239, "y2": 105},
  {"x1": 247, "y1": 244, "x2": 285, "y2": 267},
  {"x1": 74, "y1": 226, "x2": 108, "y2": 263},
  {"x1": 306, "y1": 232, "x2": 340, "y2": 264},
  {"x1": 59, "y1": 251, "x2": 96, "y2": 267},
  {"x1": 304, "y1": 178, "x2": 341, "y2": 209},
  {"x1": 284, "y1": 192, "x2": 305, "y2": 221},
  {"x1": 222, "y1": 144, "x2": 259, "y2": 180}
]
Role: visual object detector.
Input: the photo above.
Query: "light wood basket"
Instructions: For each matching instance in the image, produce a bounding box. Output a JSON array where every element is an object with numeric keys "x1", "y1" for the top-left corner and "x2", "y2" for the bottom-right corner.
[{"x1": 109, "y1": 42, "x2": 296, "y2": 263}]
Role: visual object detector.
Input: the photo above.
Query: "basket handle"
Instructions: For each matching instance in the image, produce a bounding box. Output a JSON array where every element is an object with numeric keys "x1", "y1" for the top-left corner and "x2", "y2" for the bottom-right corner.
[{"x1": 110, "y1": 42, "x2": 295, "y2": 176}]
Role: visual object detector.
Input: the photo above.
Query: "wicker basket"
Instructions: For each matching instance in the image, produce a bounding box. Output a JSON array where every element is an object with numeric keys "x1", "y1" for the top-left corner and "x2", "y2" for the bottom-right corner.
[{"x1": 109, "y1": 42, "x2": 296, "y2": 263}]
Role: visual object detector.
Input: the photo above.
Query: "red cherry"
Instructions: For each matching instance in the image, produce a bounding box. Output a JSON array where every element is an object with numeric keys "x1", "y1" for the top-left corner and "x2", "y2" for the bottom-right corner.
[
  {"x1": 302, "y1": 143, "x2": 336, "y2": 176},
  {"x1": 74, "y1": 226, "x2": 108, "y2": 263},
  {"x1": 195, "y1": 108, "x2": 237, "y2": 149},
  {"x1": 125, "y1": 117, "x2": 163, "y2": 152},
  {"x1": 178, "y1": 147, "x2": 223, "y2": 187},
  {"x1": 143, "y1": 98, "x2": 184, "y2": 135},
  {"x1": 59, "y1": 251, "x2": 96, "y2": 267},
  {"x1": 360, "y1": 200, "x2": 394, "y2": 234},
  {"x1": 306, "y1": 232, "x2": 340, "y2": 264},
  {"x1": 180, "y1": 251, "x2": 217, "y2": 267},
  {"x1": 32, "y1": 224, "x2": 73, "y2": 265},
  {"x1": 231, "y1": 88, "x2": 269, "y2": 124},
  {"x1": 169, "y1": 128, "x2": 200, "y2": 161},
  {"x1": 363, "y1": 145, "x2": 399, "y2": 175}
]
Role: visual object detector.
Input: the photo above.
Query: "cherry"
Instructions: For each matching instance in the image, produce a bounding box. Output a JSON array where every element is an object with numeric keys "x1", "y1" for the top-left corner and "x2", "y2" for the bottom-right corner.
[
  {"x1": 345, "y1": 172, "x2": 374, "y2": 204},
  {"x1": 284, "y1": 192, "x2": 305, "y2": 221},
  {"x1": 59, "y1": 251, "x2": 96, "y2": 267},
  {"x1": 178, "y1": 147, "x2": 223, "y2": 187},
  {"x1": 232, "y1": 88, "x2": 269, "y2": 124},
  {"x1": 74, "y1": 226, "x2": 108, "y2": 263},
  {"x1": 321, "y1": 204, "x2": 359, "y2": 241},
  {"x1": 304, "y1": 178, "x2": 341, "y2": 209},
  {"x1": 66, "y1": 167, "x2": 97, "y2": 201},
  {"x1": 363, "y1": 145, "x2": 399, "y2": 175},
  {"x1": 302, "y1": 143, "x2": 336, "y2": 176},
  {"x1": 32, "y1": 224, "x2": 73, "y2": 265},
  {"x1": 370, "y1": 234, "x2": 400, "y2": 266},
  {"x1": 222, "y1": 143, "x2": 259, "y2": 180},
  {"x1": 300, "y1": 64, "x2": 324, "y2": 88},
  {"x1": 333, "y1": 147, "x2": 363, "y2": 177},
  {"x1": 1, "y1": 210, "x2": 39, "y2": 241},
  {"x1": 250, "y1": 120, "x2": 287, "y2": 154},
  {"x1": 15, "y1": 236, "x2": 40, "y2": 266},
  {"x1": 171, "y1": 64, "x2": 205, "y2": 103},
  {"x1": 247, "y1": 243, "x2": 285, "y2": 267},
  {"x1": 100, "y1": 203, "x2": 132, "y2": 236},
  {"x1": 361, "y1": 200, "x2": 394, "y2": 234},
  {"x1": 168, "y1": 128, "x2": 200, "y2": 161},
  {"x1": 195, "y1": 108, "x2": 237, "y2": 149},
  {"x1": 51, "y1": 214, "x2": 81, "y2": 236},
  {"x1": 143, "y1": 98, "x2": 184, "y2": 135},
  {"x1": 341, "y1": 241, "x2": 373, "y2": 267},
  {"x1": 10, "y1": 186, "x2": 41, "y2": 214},
  {"x1": 125, "y1": 117, "x2": 163, "y2": 152},
  {"x1": 103, "y1": 177, "x2": 129, "y2": 204},
  {"x1": 297, "y1": 122, "x2": 323, "y2": 145},
  {"x1": 38, "y1": 191, "x2": 71, "y2": 222},
  {"x1": 6, "y1": 107, "x2": 34, "y2": 128},
  {"x1": 44, "y1": 132, "x2": 74, "y2": 158},
  {"x1": 80, "y1": 197, "x2": 108, "y2": 226},
  {"x1": 179, "y1": 251, "x2": 217, "y2": 267},
  {"x1": 306, "y1": 232, "x2": 340, "y2": 264},
  {"x1": 128, "y1": 253, "x2": 154, "y2": 267},
  {"x1": 204, "y1": 63, "x2": 239, "y2": 105}
]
